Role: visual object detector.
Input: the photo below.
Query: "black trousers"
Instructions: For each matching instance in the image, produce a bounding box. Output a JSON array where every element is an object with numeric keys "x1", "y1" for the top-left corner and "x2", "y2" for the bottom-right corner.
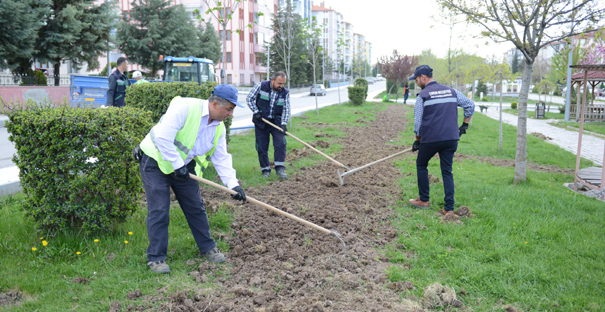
[
  {"x1": 139, "y1": 154, "x2": 216, "y2": 262},
  {"x1": 255, "y1": 118, "x2": 287, "y2": 172},
  {"x1": 416, "y1": 140, "x2": 458, "y2": 211}
]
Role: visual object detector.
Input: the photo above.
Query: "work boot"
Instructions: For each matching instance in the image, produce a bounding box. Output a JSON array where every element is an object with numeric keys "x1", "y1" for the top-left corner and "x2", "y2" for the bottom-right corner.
[
  {"x1": 262, "y1": 171, "x2": 270, "y2": 178},
  {"x1": 201, "y1": 247, "x2": 225, "y2": 263},
  {"x1": 439, "y1": 209, "x2": 455, "y2": 215},
  {"x1": 276, "y1": 168, "x2": 288, "y2": 180},
  {"x1": 408, "y1": 197, "x2": 430, "y2": 209},
  {"x1": 148, "y1": 260, "x2": 170, "y2": 274}
]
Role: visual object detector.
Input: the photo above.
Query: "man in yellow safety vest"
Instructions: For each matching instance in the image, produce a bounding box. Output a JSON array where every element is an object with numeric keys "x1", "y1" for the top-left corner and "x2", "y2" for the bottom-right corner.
[{"x1": 133, "y1": 84, "x2": 246, "y2": 273}]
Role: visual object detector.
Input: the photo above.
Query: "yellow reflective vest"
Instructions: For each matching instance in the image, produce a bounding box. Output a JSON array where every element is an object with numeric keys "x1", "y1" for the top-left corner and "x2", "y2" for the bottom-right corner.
[{"x1": 139, "y1": 96, "x2": 225, "y2": 176}]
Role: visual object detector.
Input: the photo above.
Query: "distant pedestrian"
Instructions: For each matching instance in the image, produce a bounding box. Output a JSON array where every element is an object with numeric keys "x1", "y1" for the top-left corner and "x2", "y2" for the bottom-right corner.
[
  {"x1": 403, "y1": 83, "x2": 410, "y2": 104},
  {"x1": 407, "y1": 65, "x2": 475, "y2": 215},
  {"x1": 246, "y1": 71, "x2": 291, "y2": 180},
  {"x1": 133, "y1": 71, "x2": 149, "y2": 84},
  {"x1": 107, "y1": 57, "x2": 130, "y2": 107}
]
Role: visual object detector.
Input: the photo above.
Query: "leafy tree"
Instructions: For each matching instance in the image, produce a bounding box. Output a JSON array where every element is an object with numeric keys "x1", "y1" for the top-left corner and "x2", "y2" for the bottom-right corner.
[
  {"x1": 0, "y1": 0, "x2": 50, "y2": 71},
  {"x1": 378, "y1": 51, "x2": 419, "y2": 101},
  {"x1": 438, "y1": 0, "x2": 605, "y2": 183},
  {"x1": 475, "y1": 80, "x2": 488, "y2": 98},
  {"x1": 197, "y1": 22, "x2": 221, "y2": 64},
  {"x1": 547, "y1": 43, "x2": 586, "y2": 84},
  {"x1": 116, "y1": 0, "x2": 199, "y2": 77},
  {"x1": 335, "y1": 30, "x2": 350, "y2": 107},
  {"x1": 35, "y1": 0, "x2": 114, "y2": 86},
  {"x1": 511, "y1": 50, "x2": 520, "y2": 74},
  {"x1": 300, "y1": 17, "x2": 324, "y2": 116},
  {"x1": 466, "y1": 64, "x2": 490, "y2": 99},
  {"x1": 269, "y1": 11, "x2": 307, "y2": 85}
]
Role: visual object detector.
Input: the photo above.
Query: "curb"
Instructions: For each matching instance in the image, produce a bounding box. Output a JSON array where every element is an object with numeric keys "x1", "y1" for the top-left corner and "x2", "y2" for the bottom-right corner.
[{"x1": 0, "y1": 181, "x2": 21, "y2": 197}]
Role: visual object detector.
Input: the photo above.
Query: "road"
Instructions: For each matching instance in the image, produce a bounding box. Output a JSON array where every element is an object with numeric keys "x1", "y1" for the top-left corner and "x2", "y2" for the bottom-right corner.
[{"x1": 0, "y1": 81, "x2": 387, "y2": 170}]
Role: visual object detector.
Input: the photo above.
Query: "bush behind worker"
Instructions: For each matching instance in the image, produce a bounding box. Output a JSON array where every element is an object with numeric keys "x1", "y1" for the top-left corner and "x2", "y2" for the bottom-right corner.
[
  {"x1": 408, "y1": 65, "x2": 474, "y2": 215},
  {"x1": 246, "y1": 71, "x2": 291, "y2": 179},
  {"x1": 133, "y1": 84, "x2": 247, "y2": 273}
]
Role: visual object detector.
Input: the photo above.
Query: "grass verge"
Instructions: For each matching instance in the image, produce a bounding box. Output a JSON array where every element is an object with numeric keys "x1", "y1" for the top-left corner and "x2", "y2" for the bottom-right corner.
[
  {"x1": 503, "y1": 108, "x2": 566, "y2": 120},
  {"x1": 549, "y1": 120, "x2": 605, "y2": 137}
]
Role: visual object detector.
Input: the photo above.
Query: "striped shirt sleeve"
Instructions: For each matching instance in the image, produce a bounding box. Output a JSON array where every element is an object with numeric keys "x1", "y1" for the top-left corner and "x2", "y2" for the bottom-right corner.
[
  {"x1": 455, "y1": 90, "x2": 475, "y2": 118},
  {"x1": 246, "y1": 83, "x2": 262, "y2": 113},
  {"x1": 413, "y1": 96, "x2": 424, "y2": 137}
]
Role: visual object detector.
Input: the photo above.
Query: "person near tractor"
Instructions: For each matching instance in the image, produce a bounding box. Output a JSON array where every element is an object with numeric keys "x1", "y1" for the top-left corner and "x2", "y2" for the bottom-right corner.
[
  {"x1": 133, "y1": 71, "x2": 149, "y2": 84},
  {"x1": 408, "y1": 65, "x2": 475, "y2": 215},
  {"x1": 132, "y1": 84, "x2": 247, "y2": 274},
  {"x1": 107, "y1": 57, "x2": 130, "y2": 107},
  {"x1": 246, "y1": 71, "x2": 291, "y2": 179}
]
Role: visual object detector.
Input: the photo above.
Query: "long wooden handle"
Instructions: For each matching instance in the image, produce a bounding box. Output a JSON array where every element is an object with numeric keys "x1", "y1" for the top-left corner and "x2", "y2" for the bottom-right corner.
[
  {"x1": 261, "y1": 118, "x2": 348, "y2": 169},
  {"x1": 189, "y1": 174, "x2": 331, "y2": 235},
  {"x1": 342, "y1": 148, "x2": 413, "y2": 177}
]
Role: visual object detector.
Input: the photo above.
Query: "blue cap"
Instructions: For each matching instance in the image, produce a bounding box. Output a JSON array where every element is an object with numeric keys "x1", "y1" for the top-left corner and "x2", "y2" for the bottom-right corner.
[
  {"x1": 212, "y1": 84, "x2": 244, "y2": 108},
  {"x1": 409, "y1": 65, "x2": 433, "y2": 80}
]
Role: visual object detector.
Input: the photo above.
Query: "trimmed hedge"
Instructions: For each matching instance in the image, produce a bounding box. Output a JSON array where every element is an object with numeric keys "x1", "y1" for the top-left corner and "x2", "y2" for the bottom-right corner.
[
  {"x1": 348, "y1": 86, "x2": 365, "y2": 105},
  {"x1": 354, "y1": 78, "x2": 368, "y2": 100},
  {"x1": 511, "y1": 102, "x2": 517, "y2": 109},
  {"x1": 5, "y1": 101, "x2": 153, "y2": 234},
  {"x1": 125, "y1": 81, "x2": 234, "y2": 146}
]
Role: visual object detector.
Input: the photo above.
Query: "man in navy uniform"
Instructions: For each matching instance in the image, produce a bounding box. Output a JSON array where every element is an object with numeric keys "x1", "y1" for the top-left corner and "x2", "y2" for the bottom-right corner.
[
  {"x1": 246, "y1": 71, "x2": 291, "y2": 179},
  {"x1": 107, "y1": 57, "x2": 130, "y2": 107},
  {"x1": 408, "y1": 65, "x2": 475, "y2": 215}
]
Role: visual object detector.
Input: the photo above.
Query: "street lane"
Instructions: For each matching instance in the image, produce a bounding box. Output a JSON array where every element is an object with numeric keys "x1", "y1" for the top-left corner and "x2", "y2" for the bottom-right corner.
[{"x1": 0, "y1": 127, "x2": 16, "y2": 169}]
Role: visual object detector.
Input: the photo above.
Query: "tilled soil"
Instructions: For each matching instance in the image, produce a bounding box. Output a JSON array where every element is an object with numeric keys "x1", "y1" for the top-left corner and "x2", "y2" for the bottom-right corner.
[{"x1": 112, "y1": 104, "x2": 469, "y2": 312}]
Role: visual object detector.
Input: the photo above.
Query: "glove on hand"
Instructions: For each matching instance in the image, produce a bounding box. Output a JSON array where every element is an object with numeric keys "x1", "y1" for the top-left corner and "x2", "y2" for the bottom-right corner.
[
  {"x1": 253, "y1": 112, "x2": 262, "y2": 122},
  {"x1": 173, "y1": 165, "x2": 190, "y2": 180},
  {"x1": 231, "y1": 186, "x2": 246, "y2": 203},
  {"x1": 412, "y1": 140, "x2": 420, "y2": 152},
  {"x1": 132, "y1": 145, "x2": 143, "y2": 162},
  {"x1": 459, "y1": 122, "x2": 469, "y2": 136},
  {"x1": 281, "y1": 125, "x2": 287, "y2": 133}
]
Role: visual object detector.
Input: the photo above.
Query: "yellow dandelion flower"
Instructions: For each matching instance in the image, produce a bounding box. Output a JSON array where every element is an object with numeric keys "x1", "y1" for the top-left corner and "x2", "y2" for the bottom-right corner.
[
  {"x1": 124, "y1": 240, "x2": 129, "y2": 244},
  {"x1": 42, "y1": 240, "x2": 48, "y2": 246},
  {"x1": 524, "y1": 242, "x2": 528, "y2": 244},
  {"x1": 40, "y1": 237, "x2": 44, "y2": 240},
  {"x1": 32, "y1": 247, "x2": 37, "y2": 251},
  {"x1": 76, "y1": 251, "x2": 81, "y2": 255},
  {"x1": 94, "y1": 239, "x2": 99, "y2": 243},
  {"x1": 128, "y1": 232, "x2": 133, "y2": 235}
]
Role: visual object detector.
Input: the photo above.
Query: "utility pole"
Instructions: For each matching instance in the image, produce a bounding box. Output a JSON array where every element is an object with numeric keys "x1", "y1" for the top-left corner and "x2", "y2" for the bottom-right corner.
[
  {"x1": 267, "y1": 44, "x2": 270, "y2": 80},
  {"x1": 564, "y1": 0, "x2": 575, "y2": 122}
]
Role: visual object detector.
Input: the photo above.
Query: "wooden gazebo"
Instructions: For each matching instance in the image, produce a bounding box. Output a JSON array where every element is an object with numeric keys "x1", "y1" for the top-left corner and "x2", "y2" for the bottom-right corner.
[
  {"x1": 567, "y1": 69, "x2": 605, "y2": 121},
  {"x1": 571, "y1": 64, "x2": 605, "y2": 199}
]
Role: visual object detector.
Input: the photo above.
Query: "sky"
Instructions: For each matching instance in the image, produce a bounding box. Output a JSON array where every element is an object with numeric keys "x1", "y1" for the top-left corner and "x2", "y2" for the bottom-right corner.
[{"x1": 316, "y1": 0, "x2": 513, "y2": 64}]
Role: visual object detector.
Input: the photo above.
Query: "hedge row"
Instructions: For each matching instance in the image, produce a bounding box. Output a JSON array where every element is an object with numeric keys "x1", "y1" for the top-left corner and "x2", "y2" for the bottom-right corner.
[
  {"x1": 348, "y1": 78, "x2": 368, "y2": 106},
  {"x1": 5, "y1": 100, "x2": 153, "y2": 234}
]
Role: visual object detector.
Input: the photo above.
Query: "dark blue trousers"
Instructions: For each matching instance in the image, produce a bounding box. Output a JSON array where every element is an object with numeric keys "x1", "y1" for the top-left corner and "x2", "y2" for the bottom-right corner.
[
  {"x1": 139, "y1": 154, "x2": 216, "y2": 262},
  {"x1": 416, "y1": 140, "x2": 458, "y2": 211},
  {"x1": 404, "y1": 94, "x2": 409, "y2": 104},
  {"x1": 255, "y1": 118, "x2": 287, "y2": 173}
]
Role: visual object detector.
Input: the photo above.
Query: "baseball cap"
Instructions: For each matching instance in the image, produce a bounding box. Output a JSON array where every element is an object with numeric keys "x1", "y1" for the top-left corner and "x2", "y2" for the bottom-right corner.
[
  {"x1": 409, "y1": 65, "x2": 433, "y2": 80},
  {"x1": 212, "y1": 84, "x2": 244, "y2": 108},
  {"x1": 133, "y1": 71, "x2": 142, "y2": 78}
]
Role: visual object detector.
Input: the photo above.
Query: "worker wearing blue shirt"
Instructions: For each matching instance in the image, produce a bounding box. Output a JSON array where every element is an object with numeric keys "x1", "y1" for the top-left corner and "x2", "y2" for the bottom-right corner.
[
  {"x1": 133, "y1": 84, "x2": 247, "y2": 273},
  {"x1": 408, "y1": 65, "x2": 475, "y2": 215}
]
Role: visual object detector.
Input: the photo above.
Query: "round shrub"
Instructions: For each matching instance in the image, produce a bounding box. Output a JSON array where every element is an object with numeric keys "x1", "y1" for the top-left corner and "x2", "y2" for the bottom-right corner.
[
  {"x1": 6, "y1": 102, "x2": 153, "y2": 234},
  {"x1": 511, "y1": 102, "x2": 518, "y2": 109},
  {"x1": 348, "y1": 86, "x2": 365, "y2": 105}
]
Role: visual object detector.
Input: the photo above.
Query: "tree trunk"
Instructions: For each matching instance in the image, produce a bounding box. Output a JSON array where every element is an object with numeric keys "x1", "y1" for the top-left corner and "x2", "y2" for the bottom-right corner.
[
  {"x1": 54, "y1": 62, "x2": 61, "y2": 86},
  {"x1": 386, "y1": 79, "x2": 397, "y2": 101},
  {"x1": 313, "y1": 62, "x2": 318, "y2": 116},
  {"x1": 222, "y1": 25, "x2": 227, "y2": 84},
  {"x1": 499, "y1": 77, "x2": 503, "y2": 152},
  {"x1": 513, "y1": 60, "x2": 535, "y2": 184}
]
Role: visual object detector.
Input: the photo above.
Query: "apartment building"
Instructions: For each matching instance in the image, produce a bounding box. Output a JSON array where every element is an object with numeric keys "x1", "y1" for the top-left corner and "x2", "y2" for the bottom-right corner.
[{"x1": 311, "y1": 3, "x2": 343, "y2": 78}]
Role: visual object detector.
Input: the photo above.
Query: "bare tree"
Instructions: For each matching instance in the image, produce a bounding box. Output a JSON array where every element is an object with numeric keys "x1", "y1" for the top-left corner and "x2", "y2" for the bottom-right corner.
[
  {"x1": 300, "y1": 17, "x2": 324, "y2": 117},
  {"x1": 438, "y1": 0, "x2": 605, "y2": 183},
  {"x1": 273, "y1": 0, "x2": 295, "y2": 91},
  {"x1": 335, "y1": 30, "x2": 349, "y2": 108}
]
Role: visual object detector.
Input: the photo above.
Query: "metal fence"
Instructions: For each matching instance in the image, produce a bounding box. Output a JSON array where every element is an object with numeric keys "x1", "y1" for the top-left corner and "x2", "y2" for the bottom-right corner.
[{"x1": 0, "y1": 74, "x2": 71, "y2": 87}]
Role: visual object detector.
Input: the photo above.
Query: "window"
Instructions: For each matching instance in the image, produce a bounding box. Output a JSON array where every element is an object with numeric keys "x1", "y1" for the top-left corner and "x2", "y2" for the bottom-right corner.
[
  {"x1": 226, "y1": 52, "x2": 232, "y2": 63},
  {"x1": 109, "y1": 52, "x2": 122, "y2": 63},
  {"x1": 227, "y1": 74, "x2": 233, "y2": 84},
  {"x1": 256, "y1": 55, "x2": 262, "y2": 65},
  {"x1": 240, "y1": 75, "x2": 245, "y2": 85},
  {"x1": 254, "y1": 32, "x2": 258, "y2": 44},
  {"x1": 221, "y1": 31, "x2": 232, "y2": 41}
]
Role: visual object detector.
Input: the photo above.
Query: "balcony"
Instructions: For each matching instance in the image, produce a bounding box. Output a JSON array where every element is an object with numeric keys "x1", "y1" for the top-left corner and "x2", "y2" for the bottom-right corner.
[
  {"x1": 254, "y1": 23, "x2": 259, "y2": 32},
  {"x1": 254, "y1": 44, "x2": 263, "y2": 53},
  {"x1": 254, "y1": 3, "x2": 259, "y2": 12},
  {"x1": 255, "y1": 64, "x2": 267, "y2": 73}
]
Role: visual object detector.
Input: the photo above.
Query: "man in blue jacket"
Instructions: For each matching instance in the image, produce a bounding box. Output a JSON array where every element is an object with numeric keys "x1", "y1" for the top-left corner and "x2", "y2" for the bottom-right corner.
[
  {"x1": 107, "y1": 57, "x2": 130, "y2": 107},
  {"x1": 408, "y1": 65, "x2": 474, "y2": 215},
  {"x1": 246, "y1": 71, "x2": 291, "y2": 179}
]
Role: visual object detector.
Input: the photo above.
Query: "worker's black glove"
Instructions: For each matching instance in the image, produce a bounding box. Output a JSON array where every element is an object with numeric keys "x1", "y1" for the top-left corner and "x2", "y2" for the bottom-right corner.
[
  {"x1": 412, "y1": 140, "x2": 420, "y2": 152},
  {"x1": 281, "y1": 125, "x2": 287, "y2": 133},
  {"x1": 132, "y1": 145, "x2": 143, "y2": 162},
  {"x1": 459, "y1": 122, "x2": 469, "y2": 136},
  {"x1": 253, "y1": 112, "x2": 262, "y2": 122},
  {"x1": 231, "y1": 186, "x2": 246, "y2": 204},
  {"x1": 172, "y1": 165, "x2": 190, "y2": 180}
]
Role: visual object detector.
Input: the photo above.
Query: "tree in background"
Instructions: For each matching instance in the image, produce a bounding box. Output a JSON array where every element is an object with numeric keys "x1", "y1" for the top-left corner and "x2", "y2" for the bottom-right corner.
[
  {"x1": 547, "y1": 44, "x2": 586, "y2": 84},
  {"x1": 335, "y1": 30, "x2": 350, "y2": 107},
  {"x1": 531, "y1": 56, "x2": 550, "y2": 85},
  {"x1": 378, "y1": 51, "x2": 419, "y2": 101},
  {"x1": 536, "y1": 79, "x2": 556, "y2": 110},
  {"x1": 511, "y1": 50, "x2": 520, "y2": 74},
  {"x1": 0, "y1": 0, "x2": 50, "y2": 75},
  {"x1": 117, "y1": 0, "x2": 199, "y2": 77},
  {"x1": 197, "y1": 22, "x2": 221, "y2": 64},
  {"x1": 270, "y1": 9, "x2": 307, "y2": 86},
  {"x1": 466, "y1": 64, "x2": 490, "y2": 99},
  {"x1": 35, "y1": 0, "x2": 114, "y2": 85},
  {"x1": 485, "y1": 63, "x2": 512, "y2": 101},
  {"x1": 300, "y1": 17, "x2": 324, "y2": 116},
  {"x1": 439, "y1": 0, "x2": 605, "y2": 183}
]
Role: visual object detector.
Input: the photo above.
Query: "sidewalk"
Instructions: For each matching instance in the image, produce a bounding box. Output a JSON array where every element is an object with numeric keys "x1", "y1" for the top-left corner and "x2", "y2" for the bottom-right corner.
[{"x1": 479, "y1": 108, "x2": 604, "y2": 166}]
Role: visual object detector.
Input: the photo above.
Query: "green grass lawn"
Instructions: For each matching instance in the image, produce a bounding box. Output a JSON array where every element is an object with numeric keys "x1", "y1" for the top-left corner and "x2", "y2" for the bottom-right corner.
[
  {"x1": 0, "y1": 101, "x2": 385, "y2": 311},
  {"x1": 549, "y1": 120, "x2": 605, "y2": 137},
  {"x1": 387, "y1": 108, "x2": 603, "y2": 310},
  {"x1": 503, "y1": 108, "x2": 566, "y2": 120}
]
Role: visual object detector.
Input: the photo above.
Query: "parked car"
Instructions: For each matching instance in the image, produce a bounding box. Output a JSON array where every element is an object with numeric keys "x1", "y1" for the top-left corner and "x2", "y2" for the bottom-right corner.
[
  {"x1": 365, "y1": 77, "x2": 375, "y2": 84},
  {"x1": 310, "y1": 84, "x2": 327, "y2": 96}
]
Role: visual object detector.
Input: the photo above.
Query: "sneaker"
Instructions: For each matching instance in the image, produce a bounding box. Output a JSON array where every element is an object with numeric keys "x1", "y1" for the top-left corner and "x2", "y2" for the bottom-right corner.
[
  {"x1": 201, "y1": 247, "x2": 225, "y2": 263},
  {"x1": 148, "y1": 260, "x2": 170, "y2": 273},
  {"x1": 276, "y1": 168, "x2": 288, "y2": 180},
  {"x1": 439, "y1": 209, "x2": 455, "y2": 215},
  {"x1": 262, "y1": 171, "x2": 270, "y2": 178},
  {"x1": 408, "y1": 197, "x2": 430, "y2": 209}
]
